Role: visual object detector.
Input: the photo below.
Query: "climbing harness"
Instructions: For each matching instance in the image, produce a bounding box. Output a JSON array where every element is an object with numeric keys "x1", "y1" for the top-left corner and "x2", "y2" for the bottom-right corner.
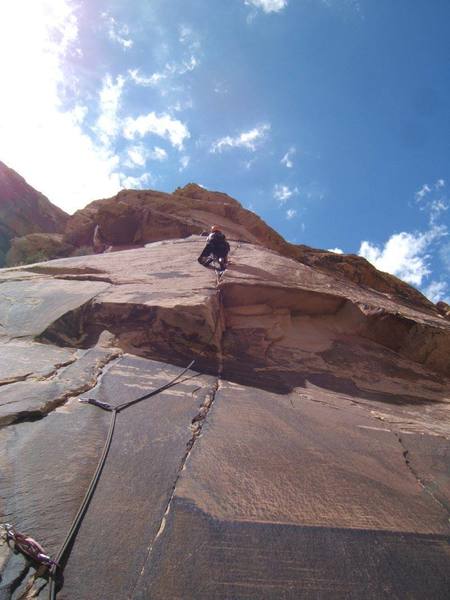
[{"x1": 5, "y1": 240, "x2": 241, "y2": 599}]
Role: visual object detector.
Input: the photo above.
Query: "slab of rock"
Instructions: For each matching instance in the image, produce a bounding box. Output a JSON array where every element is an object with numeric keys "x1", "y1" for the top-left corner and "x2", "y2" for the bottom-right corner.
[
  {"x1": 0, "y1": 234, "x2": 449, "y2": 599},
  {"x1": 0, "y1": 346, "x2": 121, "y2": 425},
  {"x1": 0, "y1": 341, "x2": 76, "y2": 385},
  {"x1": 0, "y1": 356, "x2": 216, "y2": 599},
  {"x1": 0, "y1": 275, "x2": 110, "y2": 340},
  {"x1": 134, "y1": 380, "x2": 450, "y2": 600}
]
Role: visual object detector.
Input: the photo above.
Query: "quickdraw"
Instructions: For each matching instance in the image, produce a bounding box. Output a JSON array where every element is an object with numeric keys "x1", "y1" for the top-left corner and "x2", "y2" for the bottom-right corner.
[{"x1": 1, "y1": 523, "x2": 58, "y2": 569}]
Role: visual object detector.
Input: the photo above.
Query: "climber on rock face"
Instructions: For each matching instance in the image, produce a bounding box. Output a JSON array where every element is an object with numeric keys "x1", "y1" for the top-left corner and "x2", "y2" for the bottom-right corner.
[{"x1": 198, "y1": 225, "x2": 230, "y2": 270}]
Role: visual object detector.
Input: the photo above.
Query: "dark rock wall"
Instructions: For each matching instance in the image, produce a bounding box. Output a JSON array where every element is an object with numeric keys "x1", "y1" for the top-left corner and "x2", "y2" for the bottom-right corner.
[{"x1": 0, "y1": 161, "x2": 68, "y2": 265}]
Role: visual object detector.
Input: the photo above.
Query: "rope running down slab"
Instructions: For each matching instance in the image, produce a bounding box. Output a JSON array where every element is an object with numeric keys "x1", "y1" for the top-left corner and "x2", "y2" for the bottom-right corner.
[{"x1": 47, "y1": 241, "x2": 240, "y2": 598}]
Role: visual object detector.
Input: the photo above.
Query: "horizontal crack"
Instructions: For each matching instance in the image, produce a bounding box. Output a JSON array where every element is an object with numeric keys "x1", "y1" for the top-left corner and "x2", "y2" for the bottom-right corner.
[
  {"x1": 0, "y1": 351, "x2": 123, "y2": 428},
  {"x1": 0, "y1": 357, "x2": 78, "y2": 388}
]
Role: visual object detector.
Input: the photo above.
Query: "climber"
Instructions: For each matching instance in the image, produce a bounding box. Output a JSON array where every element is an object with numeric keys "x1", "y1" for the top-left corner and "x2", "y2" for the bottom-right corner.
[{"x1": 198, "y1": 225, "x2": 230, "y2": 270}]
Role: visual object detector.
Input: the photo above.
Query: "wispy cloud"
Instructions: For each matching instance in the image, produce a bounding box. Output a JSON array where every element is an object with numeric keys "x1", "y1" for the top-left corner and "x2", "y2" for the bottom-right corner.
[
  {"x1": 129, "y1": 25, "x2": 200, "y2": 93},
  {"x1": 211, "y1": 123, "x2": 270, "y2": 153},
  {"x1": 415, "y1": 178, "x2": 448, "y2": 225},
  {"x1": 149, "y1": 146, "x2": 168, "y2": 161},
  {"x1": 95, "y1": 74, "x2": 125, "y2": 145},
  {"x1": 440, "y1": 241, "x2": 450, "y2": 272},
  {"x1": 179, "y1": 155, "x2": 190, "y2": 171},
  {"x1": 273, "y1": 183, "x2": 299, "y2": 204},
  {"x1": 129, "y1": 69, "x2": 166, "y2": 87},
  {"x1": 123, "y1": 112, "x2": 190, "y2": 149},
  {"x1": 126, "y1": 144, "x2": 168, "y2": 166},
  {"x1": 179, "y1": 25, "x2": 201, "y2": 51},
  {"x1": 286, "y1": 209, "x2": 297, "y2": 219},
  {"x1": 328, "y1": 247, "x2": 343, "y2": 254},
  {"x1": 129, "y1": 57, "x2": 198, "y2": 89},
  {"x1": 120, "y1": 172, "x2": 154, "y2": 189},
  {"x1": 281, "y1": 147, "x2": 295, "y2": 168},
  {"x1": 423, "y1": 280, "x2": 449, "y2": 303},
  {"x1": 126, "y1": 144, "x2": 147, "y2": 167},
  {"x1": 102, "y1": 12, "x2": 133, "y2": 49},
  {"x1": 245, "y1": 0, "x2": 288, "y2": 13}
]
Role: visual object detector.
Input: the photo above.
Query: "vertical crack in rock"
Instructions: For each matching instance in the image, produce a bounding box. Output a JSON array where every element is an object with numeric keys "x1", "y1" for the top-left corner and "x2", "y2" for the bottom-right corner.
[
  {"x1": 128, "y1": 283, "x2": 226, "y2": 599},
  {"x1": 394, "y1": 432, "x2": 450, "y2": 521},
  {"x1": 127, "y1": 378, "x2": 221, "y2": 600}
]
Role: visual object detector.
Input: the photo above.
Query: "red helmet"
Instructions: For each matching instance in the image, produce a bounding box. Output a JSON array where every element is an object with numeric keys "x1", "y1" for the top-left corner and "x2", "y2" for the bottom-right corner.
[{"x1": 211, "y1": 225, "x2": 221, "y2": 232}]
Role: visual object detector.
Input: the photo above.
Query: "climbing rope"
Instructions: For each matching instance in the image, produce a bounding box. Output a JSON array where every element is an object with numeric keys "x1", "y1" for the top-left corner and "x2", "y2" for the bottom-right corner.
[
  {"x1": 4, "y1": 239, "x2": 241, "y2": 599},
  {"x1": 47, "y1": 359, "x2": 195, "y2": 600}
]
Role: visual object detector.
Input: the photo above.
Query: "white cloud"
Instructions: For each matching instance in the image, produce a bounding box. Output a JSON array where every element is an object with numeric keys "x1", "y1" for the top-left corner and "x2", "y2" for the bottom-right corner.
[
  {"x1": 286, "y1": 209, "x2": 297, "y2": 219},
  {"x1": 128, "y1": 58, "x2": 198, "y2": 91},
  {"x1": 213, "y1": 81, "x2": 229, "y2": 95},
  {"x1": 149, "y1": 146, "x2": 168, "y2": 161},
  {"x1": 273, "y1": 183, "x2": 299, "y2": 204},
  {"x1": 179, "y1": 25, "x2": 201, "y2": 51},
  {"x1": 128, "y1": 28, "x2": 199, "y2": 91},
  {"x1": 414, "y1": 179, "x2": 449, "y2": 225},
  {"x1": 129, "y1": 68, "x2": 165, "y2": 87},
  {"x1": 281, "y1": 147, "x2": 295, "y2": 168},
  {"x1": 123, "y1": 112, "x2": 190, "y2": 149},
  {"x1": 102, "y1": 12, "x2": 133, "y2": 49},
  {"x1": 358, "y1": 227, "x2": 447, "y2": 287},
  {"x1": 415, "y1": 183, "x2": 432, "y2": 201},
  {"x1": 245, "y1": 0, "x2": 288, "y2": 13},
  {"x1": 126, "y1": 145, "x2": 147, "y2": 167},
  {"x1": 0, "y1": 0, "x2": 122, "y2": 213},
  {"x1": 95, "y1": 74, "x2": 125, "y2": 145},
  {"x1": 359, "y1": 181, "x2": 449, "y2": 293},
  {"x1": 179, "y1": 156, "x2": 190, "y2": 171},
  {"x1": 440, "y1": 241, "x2": 450, "y2": 272},
  {"x1": 328, "y1": 247, "x2": 343, "y2": 254},
  {"x1": 120, "y1": 172, "x2": 154, "y2": 189},
  {"x1": 243, "y1": 158, "x2": 257, "y2": 170},
  {"x1": 423, "y1": 280, "x2": 449, "y2": 303},
  {"x1": 211, "y1": 123, "x2": 270, "y2": 153}
]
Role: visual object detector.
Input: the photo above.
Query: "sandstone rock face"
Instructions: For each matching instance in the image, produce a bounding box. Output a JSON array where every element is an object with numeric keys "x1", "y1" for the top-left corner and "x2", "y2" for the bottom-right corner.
[
  {"x1": 3, "y1": 175, "x2": 441, "y2": 311},
  {"x1": 63, "y1": 183, "x2": 289, "y2": 251},
  {"x1": 1, "y1": 235, "x2": 449, "y2": 599},
  {"x1": 437, "y1": 300, "x2": 450, "y2": 320},
  {"x1": 0, "y1": 161, "x2": 68, "y2": 266}
]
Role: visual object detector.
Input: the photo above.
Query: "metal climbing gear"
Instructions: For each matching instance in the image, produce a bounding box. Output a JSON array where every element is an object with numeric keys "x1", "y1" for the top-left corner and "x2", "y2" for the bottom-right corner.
[
  {"x1": 4, "y1": 240, "x2": 242, "y2": 599},
  {"x1": 1, "y1": 523, "x2": 58, "y2": 568}
]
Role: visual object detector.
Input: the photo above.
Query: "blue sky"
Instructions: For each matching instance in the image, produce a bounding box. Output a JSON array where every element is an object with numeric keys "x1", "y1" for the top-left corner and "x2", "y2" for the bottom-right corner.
[{"x1": 0, "y1": 0, "x2": 449, "y2": 302}]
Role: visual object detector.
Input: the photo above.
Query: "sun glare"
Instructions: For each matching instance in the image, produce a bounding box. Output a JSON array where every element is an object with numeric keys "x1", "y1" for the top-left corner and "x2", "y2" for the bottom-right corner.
[{"x1": 0, "y1": 1, "x2": 121, "y2": 212}]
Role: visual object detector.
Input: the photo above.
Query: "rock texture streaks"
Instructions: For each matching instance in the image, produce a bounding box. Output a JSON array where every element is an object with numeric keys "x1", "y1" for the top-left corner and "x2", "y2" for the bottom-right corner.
[{"x1": 0, "y1": 227, "x2": 449, "y2": 599}]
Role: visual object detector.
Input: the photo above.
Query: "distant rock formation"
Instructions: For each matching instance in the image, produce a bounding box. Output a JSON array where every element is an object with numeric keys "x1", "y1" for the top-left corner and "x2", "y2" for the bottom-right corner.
[
  {"x1": 85, "y1": 185, "x2": 440, "y2": 310},
  {"x1": 0, "y1": 161, "x2": 68, "y2": 266},
  {"x1": 2, "y1": 176, "x2": 443, "y2": 311}
]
